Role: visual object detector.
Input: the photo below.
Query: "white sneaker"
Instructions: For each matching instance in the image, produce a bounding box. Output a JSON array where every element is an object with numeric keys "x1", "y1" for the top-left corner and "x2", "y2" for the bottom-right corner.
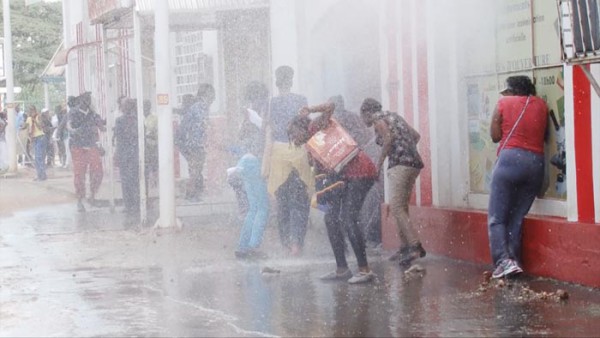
[{"x1": 348, "y1": 271, "x2": 375, "y2": 284}]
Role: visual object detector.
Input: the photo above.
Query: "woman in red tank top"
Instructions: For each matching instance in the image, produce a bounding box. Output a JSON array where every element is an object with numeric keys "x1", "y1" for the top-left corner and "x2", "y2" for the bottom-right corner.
[{"x1": 488, "y1": 75, "x2": 548, "y2": 279}]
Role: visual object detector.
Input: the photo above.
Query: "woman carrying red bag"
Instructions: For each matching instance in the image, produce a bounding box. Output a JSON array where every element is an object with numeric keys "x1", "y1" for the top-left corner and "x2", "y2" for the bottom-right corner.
[{"x1": 288, "y1": 101, "x2": 378, "y2": 284}]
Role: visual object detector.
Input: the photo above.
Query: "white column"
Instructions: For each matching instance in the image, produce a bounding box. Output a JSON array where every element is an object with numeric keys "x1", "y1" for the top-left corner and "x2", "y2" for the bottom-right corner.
[
  {"x1": 102, "y1": 28, "x2": 116, "y2": 211},
  {"x1": 4, "y1": 0, "x2": 16, "y2": 173},
  {"x1": 133, "y1": 8, "x2": 147, "y2": 224},
  {"x1": 563, "y1": 64, "x2": 578, "y2": 222},
  {"x1": 154, "y1": 0, "x2": 178, "y2": 228}
]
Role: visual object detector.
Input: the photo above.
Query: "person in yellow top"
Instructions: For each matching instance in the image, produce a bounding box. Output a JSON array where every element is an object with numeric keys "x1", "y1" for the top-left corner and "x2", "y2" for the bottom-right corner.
[{"x1": 24, "y1": 106, "x2": 50, "y2": 181}]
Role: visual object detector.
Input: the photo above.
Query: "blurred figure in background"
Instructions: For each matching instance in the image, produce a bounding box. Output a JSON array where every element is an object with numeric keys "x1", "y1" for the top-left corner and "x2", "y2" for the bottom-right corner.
[
  {"x1": 227, "y1": 81, "x2": 270, "y2": 258},
  {"x1": 229, "y1": 81, "x2": 269, "y2": 217},
  {"x1": 263, "y1": 65, "x2": 312, "y2": 256},
  {"x1": 52, "y1": 104, "x2": 68, "y2": 168},
  {"x1": 176, "y1": 83, "x2": 214, "y2": 202},
  {"x1": 114, "y1": 98, "x2": 140, "y2": 213},
  {"x1": 24, "y1": 106, "x2": 48, "y2": 181},
  {"x1": 16, "y1": 105, "x2": 32, "y2": 166},
  {"x1": 67, "y1": 92, "x2": 106, "y2": 212},
  {"x1": 0, "y1": 111, "x2": 7, "y2": 171},
  {"x1": 41, "y1": 108, "x2": 55, "y2": 167}
]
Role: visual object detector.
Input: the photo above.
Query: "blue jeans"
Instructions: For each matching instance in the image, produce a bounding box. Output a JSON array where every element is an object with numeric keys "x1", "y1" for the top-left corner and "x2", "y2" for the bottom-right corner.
[
  {"x1": 488, "y1": 148, "x2": 544, "y2": 266},
  {"x1": 238, "y1": 178, "x2": 269, "y2": 251},
  {"x1": 33, "y1": 135, "x2": 47, "y2": 180},
  {"x1": 275, "y1": 170, "x2": 310, "y2": 248}
]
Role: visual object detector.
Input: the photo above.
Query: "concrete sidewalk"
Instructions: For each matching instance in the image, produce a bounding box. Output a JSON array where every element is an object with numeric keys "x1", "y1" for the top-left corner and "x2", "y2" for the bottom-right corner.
[
  {"x1": 2, "y1": 166, "x2": 600, "y2": 337},
  {"x1": 1, "y1": 201, "x2": 600, "y2": 337},
  {"x1": 0, "y1": 164, "x2": 239, "y2": 221}
]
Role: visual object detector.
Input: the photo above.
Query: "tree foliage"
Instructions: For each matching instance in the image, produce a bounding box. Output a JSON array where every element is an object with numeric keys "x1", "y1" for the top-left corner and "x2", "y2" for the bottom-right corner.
[{"x1": 0, "y1": 0, "x2": 63, "y2": 92}]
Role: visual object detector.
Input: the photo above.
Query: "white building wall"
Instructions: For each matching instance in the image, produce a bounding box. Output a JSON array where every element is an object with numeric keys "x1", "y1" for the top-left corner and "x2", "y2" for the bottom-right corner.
[
  {"x1": 270, "y1": 0, "x2": 300, "y2": 93},
  {"x1": 301, "y1": 0, "x2": 381, "y2": 110}
]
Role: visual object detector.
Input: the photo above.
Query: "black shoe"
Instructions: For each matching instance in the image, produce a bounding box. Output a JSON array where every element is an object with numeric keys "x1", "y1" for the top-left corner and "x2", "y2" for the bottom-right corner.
[
  {"x1": 389, "y1": 247, "x2": 407, "y2": 261},
  {"x1": 398, "y1": 243, "x2": 426, "y2": 267}
]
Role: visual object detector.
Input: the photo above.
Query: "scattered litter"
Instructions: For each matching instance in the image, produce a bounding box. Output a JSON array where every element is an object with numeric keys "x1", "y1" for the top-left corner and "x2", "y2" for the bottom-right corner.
[
  {"x1": 403, "y1": 264, "x2": 426, "y2": 281},
  {"x1": 475, "y1": 270, "x2": 569, "y2": 302},
  {"x1": 261, "y1": 267, "x2": 281, "y2": 274}
]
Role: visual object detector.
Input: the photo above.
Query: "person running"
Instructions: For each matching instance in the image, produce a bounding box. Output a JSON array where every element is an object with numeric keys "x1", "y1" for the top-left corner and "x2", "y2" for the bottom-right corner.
[
  {"x1": 288, "y1": 101, "x2": 377, "y2": 284},
  {"x1": 360, "y1": 98, "x2": 426, "y2": 268}
]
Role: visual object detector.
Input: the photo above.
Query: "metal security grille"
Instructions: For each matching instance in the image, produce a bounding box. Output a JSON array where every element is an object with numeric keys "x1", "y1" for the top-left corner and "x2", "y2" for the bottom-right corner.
[
  {"x1": 135, "y1": 0, "x2": 269, "y2": 13},
  {"x1": 559, "y1": 0, "x2": 600, "y2": 63}
]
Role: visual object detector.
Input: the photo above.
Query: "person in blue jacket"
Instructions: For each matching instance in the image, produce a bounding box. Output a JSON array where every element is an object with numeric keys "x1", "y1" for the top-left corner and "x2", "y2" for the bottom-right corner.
[{"x1": 228, "y1": 152, "x2": 270, "y2": 258}]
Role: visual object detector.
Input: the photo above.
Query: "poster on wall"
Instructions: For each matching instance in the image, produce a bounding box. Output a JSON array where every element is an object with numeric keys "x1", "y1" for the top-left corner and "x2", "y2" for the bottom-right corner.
[
  {"x1": 532, "y1": 0, "x2": 563, "y2": 66},
  {"x1": 495, "y1": 0, "x2": 533, "y2": 73},
  {"x1": 534, "y1": 67, "x2": 566, "y2": 200},
  {"x1": 467, "y1": 0, "x2": 564, "y2": 199},
  {"x1": 467, "y1": 75, "x2": 500, "y2": 194}
]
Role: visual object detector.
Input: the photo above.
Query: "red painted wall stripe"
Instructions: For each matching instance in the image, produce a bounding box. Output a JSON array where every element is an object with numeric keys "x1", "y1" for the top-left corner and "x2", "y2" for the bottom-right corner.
[
  {"x1": 415, "y1": 0, "x2": 432, "y2": 206},
  {"x1": 573, "y1": 65, "x2": 595, "y2": 222},
  {"x1": 386, "y1": 0, "x2": 399, "y2": 112},
  {"x1": 401, "y1": 4, "x2": 413, "y2": 126}
]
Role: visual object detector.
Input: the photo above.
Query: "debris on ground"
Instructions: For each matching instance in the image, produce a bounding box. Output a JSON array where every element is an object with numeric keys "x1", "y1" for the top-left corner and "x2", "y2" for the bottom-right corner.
[
  {"x1": 261, "y1": 266, "x2": 281, "y2": 274},
  {"x1": 475, "y1": 270, "x2": 569, "y2": 302},
  {"x1": 403, "y1": 264, "x2": 426, "y2": 281}
]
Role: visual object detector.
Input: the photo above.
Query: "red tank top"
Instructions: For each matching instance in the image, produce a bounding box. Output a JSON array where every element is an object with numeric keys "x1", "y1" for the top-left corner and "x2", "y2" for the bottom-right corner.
[{"x1": 497, "y1": 96, "x2": 548, "y2": 155}]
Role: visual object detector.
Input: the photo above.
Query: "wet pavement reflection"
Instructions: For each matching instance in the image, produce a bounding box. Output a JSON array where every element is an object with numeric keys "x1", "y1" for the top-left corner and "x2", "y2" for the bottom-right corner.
[{"x1": 1, "y1": 204, "x2": 599, "y2": 337}]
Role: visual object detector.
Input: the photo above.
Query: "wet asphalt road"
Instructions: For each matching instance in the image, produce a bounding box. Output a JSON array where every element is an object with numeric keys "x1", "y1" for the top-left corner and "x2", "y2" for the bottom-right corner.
[{"x1": 1, "y1": 203, "x2": 600, "y2": 337}]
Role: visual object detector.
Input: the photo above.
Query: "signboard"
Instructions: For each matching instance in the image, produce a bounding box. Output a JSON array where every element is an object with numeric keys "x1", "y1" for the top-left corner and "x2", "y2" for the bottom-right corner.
[{"x1": 157, "y1": 94, "x2": 169, "y2": 105}]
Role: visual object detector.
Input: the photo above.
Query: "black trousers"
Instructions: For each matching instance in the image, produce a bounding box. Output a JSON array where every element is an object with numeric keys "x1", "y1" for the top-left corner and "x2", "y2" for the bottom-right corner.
[
  {"x1": 275, "y1": 170, "x2": 310, "y2": 248},
  {"x1": 325, "y1": 178, "x2": 374, "y2": 269},
  {"x1": 119, "y1": 161, "x2": 140, "y2": 211}
]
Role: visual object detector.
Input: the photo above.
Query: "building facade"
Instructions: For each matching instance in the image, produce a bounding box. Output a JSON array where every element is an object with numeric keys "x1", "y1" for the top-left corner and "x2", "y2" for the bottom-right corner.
[{"x1": 61, "y1": 0, "x2": 599, "y2": 287}]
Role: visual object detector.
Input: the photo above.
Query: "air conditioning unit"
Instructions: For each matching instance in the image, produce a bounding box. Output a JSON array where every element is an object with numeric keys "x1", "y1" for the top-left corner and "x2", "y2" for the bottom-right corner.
[{"x1": 559, "y1": 0, "x2": 600, "y2": 63}]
